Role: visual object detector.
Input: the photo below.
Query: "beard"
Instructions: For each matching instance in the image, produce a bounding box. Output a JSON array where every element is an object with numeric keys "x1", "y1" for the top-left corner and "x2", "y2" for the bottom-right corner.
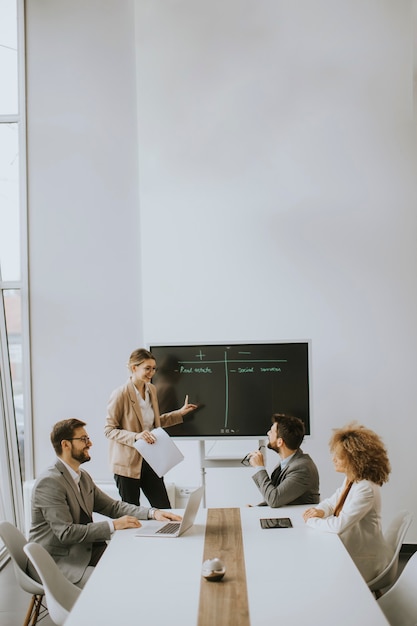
[
  {"x1": 267, "y1": 441, "x2": 280, "y2": 454},
  {"x1": 71, "y1": 448, "x2": 91, "y2": 464}
]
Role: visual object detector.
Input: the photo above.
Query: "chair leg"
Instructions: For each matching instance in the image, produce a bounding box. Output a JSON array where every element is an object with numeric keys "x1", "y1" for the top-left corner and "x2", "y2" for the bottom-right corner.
[
  {"x1": 29, "y1": 595, "x2": 44, "y2": 625},
  {"x1": 23, "y1": 594, "x2": 45, "y2": 626},
  {"x1": 23, "y1": 595, "x2": 36, "y2": 626}
]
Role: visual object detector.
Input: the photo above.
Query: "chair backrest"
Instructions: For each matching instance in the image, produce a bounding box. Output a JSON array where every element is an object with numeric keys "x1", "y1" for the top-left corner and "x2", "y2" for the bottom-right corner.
[
  {"x1": 0, "y1": 521, "x2": 44, "y2": 596},
  {"x1": 384, "y1": 511, "x2": 413, "y2": 553},
  {"x1": 24, "y1": 543, "x2": 81, "y2": 626},
  {"x1": 368, "y1": 510, "x2": 413, "y2": 592},
  {"x1": 377, "y1": 551, "x2": 417, "y2": 626}
]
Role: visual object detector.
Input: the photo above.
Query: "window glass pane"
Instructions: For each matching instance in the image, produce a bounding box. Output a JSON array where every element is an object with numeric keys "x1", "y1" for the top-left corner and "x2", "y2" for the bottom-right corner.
[
  {"x1": 0, "y1": 0, "x2": 26, "y2": 535},
  {"x1": 0, "y1": 0, "x2": 18, "y2": 115},
  {"x1": 0, "y1": 485, "x2": 5, "y2": 559},
  {"x1": 0, "y1": 482, "x2": 5, "y2": 520},
  {"x1": 4, "y1": 289, "x2": 24, "y2": 479},
  {"x1": 0, "y1": 123, "x2": 20, "y2": 281}
]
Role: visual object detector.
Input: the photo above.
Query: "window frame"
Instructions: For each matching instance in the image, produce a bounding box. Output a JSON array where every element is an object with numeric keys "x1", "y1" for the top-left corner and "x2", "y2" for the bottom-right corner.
[{"x1": 0, "y1": 0, "x2": 31, "y2": 564}]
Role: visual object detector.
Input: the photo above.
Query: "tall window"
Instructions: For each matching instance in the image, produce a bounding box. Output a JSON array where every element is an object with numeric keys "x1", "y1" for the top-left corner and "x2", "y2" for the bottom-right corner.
[{"x1": 0, "y1": 0, "x2": 29, "y2": 561}]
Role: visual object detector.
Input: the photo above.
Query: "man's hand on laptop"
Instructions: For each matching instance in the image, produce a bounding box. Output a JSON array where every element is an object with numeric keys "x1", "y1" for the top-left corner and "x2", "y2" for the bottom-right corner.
[{"x1": 154, "y1": 511, "x2": 182, "y2": 522}]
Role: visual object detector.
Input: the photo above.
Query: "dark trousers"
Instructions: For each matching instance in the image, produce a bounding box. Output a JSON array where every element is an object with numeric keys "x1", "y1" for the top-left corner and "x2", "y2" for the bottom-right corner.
[
  {"x1": 89, "y1": 542, "x2": 107, "y2": 566},
  {"x1": 79, "y1": 507, "x2": 107, "y2": 566},
  {"x1": 114, "y1": 459, "x2": 171, "y2": 508}
]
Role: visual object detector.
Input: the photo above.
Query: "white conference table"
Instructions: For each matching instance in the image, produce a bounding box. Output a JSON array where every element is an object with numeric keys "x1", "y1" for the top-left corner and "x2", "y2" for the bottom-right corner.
[{"x1": 65, "y1": 505, "x2": 389, "y2": 626}]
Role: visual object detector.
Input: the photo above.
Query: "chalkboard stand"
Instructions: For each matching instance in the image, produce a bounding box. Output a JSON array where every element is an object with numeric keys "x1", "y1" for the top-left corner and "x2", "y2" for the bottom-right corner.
[{"x1": 199, "y1": 440, "x2": 265, "y2": 507}]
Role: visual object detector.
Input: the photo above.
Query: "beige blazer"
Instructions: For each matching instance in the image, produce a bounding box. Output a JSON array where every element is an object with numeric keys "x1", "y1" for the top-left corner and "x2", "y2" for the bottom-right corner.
[{"x1": 104, "y1": 379, "x2": 183, "y2": 479}]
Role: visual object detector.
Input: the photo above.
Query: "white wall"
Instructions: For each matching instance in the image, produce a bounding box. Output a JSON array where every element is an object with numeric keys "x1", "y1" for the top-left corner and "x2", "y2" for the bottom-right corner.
[
  {"x1": 25, "y1": 0, "x2": 142, "y2": 475},
  {"x1": 26, "y1": 1, "x2": 417, "y2": 539},
  {"x1": 136, "y1": 0, "x2": 417, "y2": 529}
]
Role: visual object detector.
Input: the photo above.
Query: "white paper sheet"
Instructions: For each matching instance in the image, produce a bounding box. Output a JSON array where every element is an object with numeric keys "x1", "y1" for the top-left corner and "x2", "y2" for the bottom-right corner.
[{"x1": 133, "y1": 427, "x2": 184, "y2": 477}]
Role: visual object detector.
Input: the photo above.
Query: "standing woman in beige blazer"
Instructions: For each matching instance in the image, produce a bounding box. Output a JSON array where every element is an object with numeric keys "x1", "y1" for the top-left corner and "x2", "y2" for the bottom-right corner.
[{"x1": 105, "y1": 348, "x2": 197, "y2": 508}]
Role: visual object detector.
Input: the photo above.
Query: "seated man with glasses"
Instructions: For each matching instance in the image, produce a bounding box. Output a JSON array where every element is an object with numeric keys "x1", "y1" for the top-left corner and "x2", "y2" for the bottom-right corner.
[
  {"x1": 246, "y1": 413, "x2": 320, "y2": 507},
  {"x1": 28, "y1": 418, "x2": 181, "y2": 587}
]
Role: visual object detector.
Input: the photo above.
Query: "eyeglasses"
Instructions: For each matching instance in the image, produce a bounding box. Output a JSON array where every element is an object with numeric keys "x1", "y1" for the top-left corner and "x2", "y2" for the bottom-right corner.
[
  {"x1": 67, "y1": 436, "x2": 91, "y2": 444},
  {"x1": 241, "y1": 445, "x2": 265, "y2": 466}
]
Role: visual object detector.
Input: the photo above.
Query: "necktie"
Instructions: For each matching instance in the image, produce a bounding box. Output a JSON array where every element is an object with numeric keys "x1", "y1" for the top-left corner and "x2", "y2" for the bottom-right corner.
[
  {"x1": 272, "y1": 464, "x2": 283, "y2": 484},
  {"x1": 78, "y1": 476, "x2": 92, "y2": 522}
]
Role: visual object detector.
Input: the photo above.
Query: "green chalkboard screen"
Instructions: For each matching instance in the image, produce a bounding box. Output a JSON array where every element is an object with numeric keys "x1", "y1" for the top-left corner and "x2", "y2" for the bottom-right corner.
[{"x1": 149, "y1": 342, "x2": 310, "y2": 439}]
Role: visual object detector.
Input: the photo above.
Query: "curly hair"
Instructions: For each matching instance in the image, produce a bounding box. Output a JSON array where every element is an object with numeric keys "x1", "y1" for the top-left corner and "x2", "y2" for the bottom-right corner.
[{"x1": 329, "y1": 422, "x2": 391, "y2": 486}]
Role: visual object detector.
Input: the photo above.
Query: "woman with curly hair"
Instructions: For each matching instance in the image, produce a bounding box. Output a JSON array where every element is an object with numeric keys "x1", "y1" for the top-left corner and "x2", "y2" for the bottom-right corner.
[{"x1": 303, "y1": 423, "x2": 391, "y2": 582}]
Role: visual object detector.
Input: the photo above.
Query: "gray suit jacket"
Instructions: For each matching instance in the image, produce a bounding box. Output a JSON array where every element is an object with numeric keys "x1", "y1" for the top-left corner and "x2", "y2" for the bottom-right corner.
[
  {"x1": 252, "y1": 448, "x2": 320, "y2": 507},
  {"x1": 28, "y1": 460, "x2": 150, "y2": 583}
]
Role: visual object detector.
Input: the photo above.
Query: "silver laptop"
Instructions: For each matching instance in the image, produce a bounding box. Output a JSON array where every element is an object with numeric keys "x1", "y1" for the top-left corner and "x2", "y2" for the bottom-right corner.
[{"x1": 135, "y1": 486, "x2": 204, "y2": 538}]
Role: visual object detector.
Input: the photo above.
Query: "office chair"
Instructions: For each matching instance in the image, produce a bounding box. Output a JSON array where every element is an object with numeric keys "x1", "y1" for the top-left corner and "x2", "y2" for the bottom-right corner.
[
  {"x1": 0, "y1": 521, "x2": 46, "y2": 626},
  {"x1": 377, "y1": 551, "x2": 417, "y2": 626},
  {"x1": 24, "y1": 543, "x2": 81, "y2": 626},
  {"x1": 367, "y1": 510, "x2": 412, "y2": 597}
]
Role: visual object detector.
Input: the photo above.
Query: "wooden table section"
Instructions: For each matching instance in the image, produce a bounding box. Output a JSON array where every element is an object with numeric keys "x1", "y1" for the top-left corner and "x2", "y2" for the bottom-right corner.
[{"x1": 198, "y1": 508, "x2": 249, "y2": 626}]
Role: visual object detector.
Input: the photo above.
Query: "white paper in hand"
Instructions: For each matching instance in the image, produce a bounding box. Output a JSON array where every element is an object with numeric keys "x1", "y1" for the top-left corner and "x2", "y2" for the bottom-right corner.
[{"x1": 133, "y1": 427, "x2": 184, "y2": 477}]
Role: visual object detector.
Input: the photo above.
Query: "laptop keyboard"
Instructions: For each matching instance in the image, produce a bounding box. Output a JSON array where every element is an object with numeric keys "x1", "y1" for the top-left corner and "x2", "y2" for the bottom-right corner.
[{"x1": 155, "y1": 522, "x2": 181, "y2": 535}]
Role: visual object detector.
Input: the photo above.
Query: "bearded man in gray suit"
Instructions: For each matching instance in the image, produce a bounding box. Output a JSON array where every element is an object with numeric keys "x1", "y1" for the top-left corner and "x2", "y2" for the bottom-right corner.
[
  {"x1": 28, "y1": 418, "x2": 181, "y2": 587},
  {"x1": 248, "y1": 413, "x2": 320, "y2": 507}
]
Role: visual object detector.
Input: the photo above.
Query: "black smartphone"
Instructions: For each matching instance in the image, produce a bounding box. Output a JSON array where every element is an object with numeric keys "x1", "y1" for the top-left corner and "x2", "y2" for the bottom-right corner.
[{"x1": 260, "y1": 517, "x2": 293, "y2": 529}]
